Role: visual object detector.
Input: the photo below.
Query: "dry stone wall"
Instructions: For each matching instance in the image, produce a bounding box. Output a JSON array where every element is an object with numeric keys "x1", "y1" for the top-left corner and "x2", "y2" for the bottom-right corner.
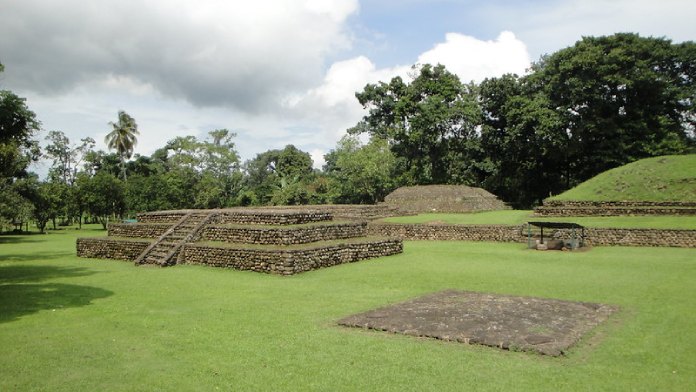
[
  {"x1": 136, "y1": 211, "x2": 188, "y2": 223},
  {"x1": 136, "y1": 208, "x2": 335, "y2": 225},
  {"x1": 108, "y1": 223, "x2": 171, "y2": 238},
  {"x1": 201, "y1": 222, "x2": 367, "y2": 245},
  {"x1": 184, "y1": 239, "x2": 403, "y2": 275},
  {"x1": 543, "y1": 201, "x2": 696, "y2": 208},
  {"x1": 80, "y1": 207, "x2": 404, "y2": 274},
  {"x1": 535, "y1": 200, "x2": 696, "y2": 216},
  {"x1": 77, "y1": 238, "x2": 151, "y2": 260},
  {"x1": 368, "y1": 223, "x2": 524, "y2": 242},
  {"x1": 563, "y1": 228, "x2": 696, "y2": 248},
  {"x1": 214, "y1": 210, "x2": 332, "y2": 225},
  {"x1": 368, "y1": 223, "x2": 696, "y2": 248},
  {"x1": 273, "y1": 204, "x2": 406, "y2": 220}
]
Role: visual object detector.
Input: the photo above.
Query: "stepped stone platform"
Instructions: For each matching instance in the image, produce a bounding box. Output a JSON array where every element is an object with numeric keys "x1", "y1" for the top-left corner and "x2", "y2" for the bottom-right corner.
[
  {"x1": 384, "y1": 185, "x2": 509, "y2": 213},
  {"x1": 77, "y1": 207, "x2": 403, "y2": 274},
  {"x1": 534, "y1": 200, "x2": 696, "y2": 216}
]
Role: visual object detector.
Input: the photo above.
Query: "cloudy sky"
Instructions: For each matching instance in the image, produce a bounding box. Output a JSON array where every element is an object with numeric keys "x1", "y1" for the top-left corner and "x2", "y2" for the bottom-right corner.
[{"x1": 1, "y1": 0, "x2": 694, "y2": 174}]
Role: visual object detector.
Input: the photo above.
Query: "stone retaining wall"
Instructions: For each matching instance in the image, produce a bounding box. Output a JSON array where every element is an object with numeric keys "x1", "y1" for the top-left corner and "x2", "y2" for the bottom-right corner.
[
  {"x1": 214, "y1": 210, "x2": 332, "y2": 225},
  {"x1": 368, "y1": 223, "x2": 696, "y2": 248},
  {"x1": 76, "y1": 238, "x2": 151, "y2": 260},
  {"x1": 201, "y1": 222, "x2": 367, "y2": 245},
  {"x1": 136, "y1": 211, "x2": 188, "y2": 223},
  {"x1": 534, "y1": 206, "x2": 696, "y2": 216},
  {"x1": 367, "y1": 223, "x2": 524, "y2": 242},
  {"x1": 262, "y1": 204, "x2": 406, "y2": 220},
  {"x1": 184, "y1": 239, "x2": 403, "y2": 275},
  {"x1": 136, "y1": 209, "x2": 335, "y2": 225},
  {"x1": 108, "y1": 223, "x2": 171, "y2": 238},
  {"x1": 535, "y1": 200, "x2": 696, "y2": 216},
  {"x1": 543, "y1": 200, "x2": 696, "y2": 208},
  {"x1": 565, "y1": 228, "x2": 696, "y2": 248}
]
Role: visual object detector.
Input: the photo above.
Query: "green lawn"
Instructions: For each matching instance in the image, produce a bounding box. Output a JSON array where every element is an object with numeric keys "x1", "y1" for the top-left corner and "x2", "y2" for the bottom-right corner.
[
  {"x1": 549, "y1": 154, "x2": 696, "y2": 202},
  {"x1": 381, "y1": 210, "x2": 696, "y2": 229},
  {"x1": 1, "y1": 227, "x2": 695, "y2": 391}
]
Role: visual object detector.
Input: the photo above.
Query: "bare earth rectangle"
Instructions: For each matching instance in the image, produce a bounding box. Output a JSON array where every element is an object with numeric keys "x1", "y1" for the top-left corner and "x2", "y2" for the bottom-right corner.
[{"x1": 338, "y1": 290, "x2": 618, "y2": 356}]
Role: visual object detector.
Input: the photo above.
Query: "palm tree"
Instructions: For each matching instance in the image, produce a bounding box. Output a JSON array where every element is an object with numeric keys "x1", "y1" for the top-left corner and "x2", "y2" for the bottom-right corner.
[{"x1": 104, "y1": 110, "x2": 139, "y2": 181}]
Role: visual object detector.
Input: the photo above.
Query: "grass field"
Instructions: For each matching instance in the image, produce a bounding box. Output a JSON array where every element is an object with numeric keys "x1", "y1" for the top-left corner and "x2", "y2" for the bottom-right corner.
[
  {"x1": 549, "y1": 154, "x2": 696, "y2": 202},
  {"x1": 1, "y1": 226, "x2": 695, "y2": 391},
  {"x1": 381, "y1": 210, "x2": 696, "y2": 229}
]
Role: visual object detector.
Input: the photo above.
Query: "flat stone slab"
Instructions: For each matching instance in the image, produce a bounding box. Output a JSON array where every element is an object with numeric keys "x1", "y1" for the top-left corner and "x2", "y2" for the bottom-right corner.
[{"x1": 338, "y1": 290, "x2": 618, "y2": 356}]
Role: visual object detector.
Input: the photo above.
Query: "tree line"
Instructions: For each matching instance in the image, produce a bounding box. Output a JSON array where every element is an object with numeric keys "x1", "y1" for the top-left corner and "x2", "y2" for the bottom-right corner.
[{"x1": 1, "y1": 33, "x2": 694, "y2": 232}]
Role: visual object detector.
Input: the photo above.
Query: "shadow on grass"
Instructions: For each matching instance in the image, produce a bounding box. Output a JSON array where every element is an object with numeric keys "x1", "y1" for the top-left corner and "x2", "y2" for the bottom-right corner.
[
  {"x1": 0, "y1": 264, "x2": 95, "y2": 284},
  {"x1": 0, "y1": 234, "x2": 47, "y2": 244},
  {"x1": 1, "y1": 250, "x2": 75, "y2": 263},
  {"x1": 0, "y1": 260, "x2": 112, "y2": 323},
  {"x1": 0, "y1": 283, "x2": 113, "y2": 323}
]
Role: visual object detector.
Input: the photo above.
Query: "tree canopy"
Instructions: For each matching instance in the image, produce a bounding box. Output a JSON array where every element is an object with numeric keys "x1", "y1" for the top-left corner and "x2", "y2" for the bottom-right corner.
[
  {"x1": 352, "y1": 33, "x2": 695, "y2": 207},
  {"x1": 3, "y1": 33, "x2": 696, "y2": 232},
  {"x1": 351, "y1": 64, "x2": 482, "y2": 185}
]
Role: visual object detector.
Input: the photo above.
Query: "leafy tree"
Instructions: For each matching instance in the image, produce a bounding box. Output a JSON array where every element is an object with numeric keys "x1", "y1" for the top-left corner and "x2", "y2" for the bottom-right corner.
[
  {"x1": 148, "y1": 130, "x2": 242, "y2": 210},
  {"x1": 80, "y1": 172, "x2": 126, "y2": 229},
  {"x1": 105, "y1": 110, "x2": 139, "y2": 181},
  {"x1": 479, "y1": 74, "x2": 568, "y2": 207},
  {"x1": 0, "y1": 62, "x2": 42, "y2": 230},
  {"x1": 351, "y1": 64, "x2": 482, "y2": 185},
  {"x1": 242, "y1": 145, "x2": 314, "y2": 205},
  {"x1": 324, "y1": 135, "x2": 397, "y2": 204},
  {"x1": 44, "y1": 130, "x2": 95, "y2": 185},
  {"x1": 0, "y1": 183, "x2": 34, "y2": 232},
  {"x1": 82, "y1": 150, "x2": 122, "y2": 177},
  {"x1": 537, "y1": 33, "x2": 696, "y2": 182},
  {"x1": 477, "y1": 34, "x2": 696, "y2": 207}
]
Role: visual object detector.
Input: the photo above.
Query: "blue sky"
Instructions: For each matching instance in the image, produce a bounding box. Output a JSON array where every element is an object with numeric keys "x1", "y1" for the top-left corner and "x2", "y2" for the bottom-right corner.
[{"x1": 0, "y1": 0, "x2": 694, "y2": 175}]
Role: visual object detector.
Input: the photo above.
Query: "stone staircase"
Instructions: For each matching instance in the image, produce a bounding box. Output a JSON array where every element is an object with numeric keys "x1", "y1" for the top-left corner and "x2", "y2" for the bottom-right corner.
[{"x1": 135, "y1": 211, "x2": 216, "y2": 267}]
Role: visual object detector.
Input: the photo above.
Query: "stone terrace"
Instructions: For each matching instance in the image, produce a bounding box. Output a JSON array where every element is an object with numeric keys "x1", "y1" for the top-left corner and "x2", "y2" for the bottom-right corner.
[{"x1": 77, "y1": 207, "x2": 403, "y2": 275}]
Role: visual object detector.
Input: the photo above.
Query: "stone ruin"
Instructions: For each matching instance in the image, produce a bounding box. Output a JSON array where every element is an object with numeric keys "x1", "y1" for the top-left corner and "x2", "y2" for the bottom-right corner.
[
  {"x1": 76, "y1": 207, "x2": 403, "y2": 275},
  {"x1": 383, "y1": 185, "x2": 509, "y2": 214},
  {"x1": 339, "y1": 290, "x2": 618, "y2": 356},
  {"x1": 534, "y1": 200, "x2": 696, "y2": 216}
]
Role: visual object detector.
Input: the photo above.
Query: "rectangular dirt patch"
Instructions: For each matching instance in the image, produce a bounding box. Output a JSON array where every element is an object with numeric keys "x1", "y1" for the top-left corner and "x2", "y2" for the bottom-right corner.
[{"x1": 338, "y1": 290, "x2": 618, "y2": 356}]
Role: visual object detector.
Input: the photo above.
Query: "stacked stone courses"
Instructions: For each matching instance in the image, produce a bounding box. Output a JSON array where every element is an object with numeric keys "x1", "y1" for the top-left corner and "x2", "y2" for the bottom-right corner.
[
  {"x1": 367, "y1": 223, "x2": 524, "y2": 242},
  {"x1": 78, "y1": 208, "x2": 403, "y2": 274},
  {"x1": 77, "y1": 238, "x2": 151, "y2": 260},
  {"x1": 367, "y1": 223, "x2": 696, "y2": 248},
  {"x1": 108, "y1": 223, "x2": 170, "y2": 238},
  {"x1": 201, "y1": 222, "x2": 368, "y2": 245},
  {"x1": 185, "y1": 239, "x2": 403, "y2": 275},
  {"x1": 535, "y1": 200, "x2": 696, "y2": 216}
]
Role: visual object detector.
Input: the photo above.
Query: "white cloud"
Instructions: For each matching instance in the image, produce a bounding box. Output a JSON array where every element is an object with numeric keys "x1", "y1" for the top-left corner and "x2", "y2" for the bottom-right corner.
[
  {"x1": 417, "y1": 31, "x2": 531, "y2": 82},
  {"x1": 284, "y1": 31, "x2": 531, "y2": 163},
  {"x1": 0, "y1": 0, "x2": 359, "y2": 110},
  {"x1": 479, "y1": 0, "x2": 696, "y2": 58},
  {"x1": 309, "y1": 149, "x2": 327, "y2": 169},
  {"x1": 19, "y1": 0, "x2": 689, "y2": 180}
]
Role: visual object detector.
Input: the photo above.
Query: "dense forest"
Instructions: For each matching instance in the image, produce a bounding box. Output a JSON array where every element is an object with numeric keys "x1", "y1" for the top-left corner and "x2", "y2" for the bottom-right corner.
[{"x1": 1, "y1": 33, "x2": 694, "y2": 231}]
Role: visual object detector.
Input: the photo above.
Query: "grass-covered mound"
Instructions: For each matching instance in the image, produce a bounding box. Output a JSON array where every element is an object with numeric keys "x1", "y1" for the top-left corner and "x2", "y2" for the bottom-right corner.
[{"x1": 549, "y1": 155, "x2": 696, "y2": 202}]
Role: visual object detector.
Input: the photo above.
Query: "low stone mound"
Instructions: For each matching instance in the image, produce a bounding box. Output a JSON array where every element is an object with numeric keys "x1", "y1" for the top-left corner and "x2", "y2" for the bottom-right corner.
[{"x1": 384, "y1": 185, "x2": 508, "y2": 213}]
